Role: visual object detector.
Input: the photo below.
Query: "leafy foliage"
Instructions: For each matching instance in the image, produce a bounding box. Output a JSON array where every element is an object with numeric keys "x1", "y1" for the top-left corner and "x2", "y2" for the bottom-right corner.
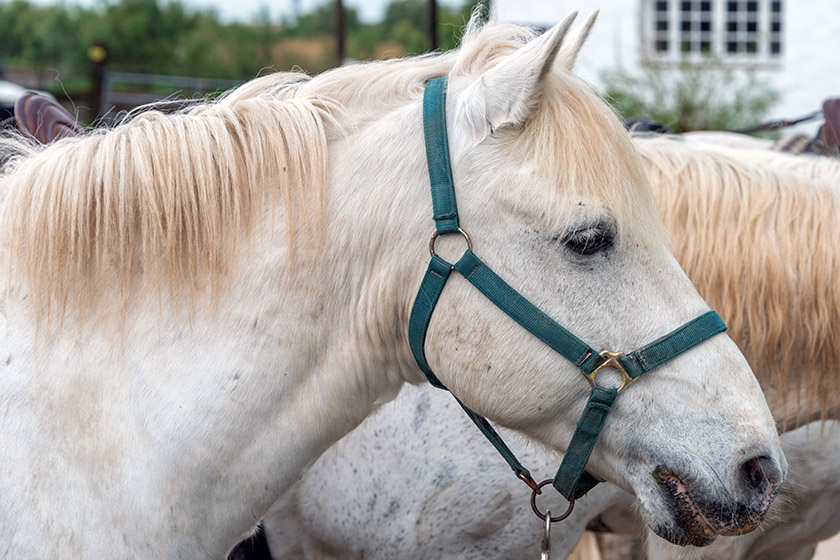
[
  {"x1": 602, "y1": 62, "x2": 780, "y2": 133},
  {"x1": 0, "y1": 0, "x2": 486, "y2": 91}
]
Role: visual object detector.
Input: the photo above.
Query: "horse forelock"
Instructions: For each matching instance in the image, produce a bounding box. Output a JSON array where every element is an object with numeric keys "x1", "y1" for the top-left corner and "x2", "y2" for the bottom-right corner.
[
  {"x1": 638, "y1": 137, "x2": 840, "y2": 422},
  {"x1": 519, "y1": 73, "x2": 666, "y2": 250},
  {"x1": 452, "y1": 19, "x2": 665, "y2": 250}
]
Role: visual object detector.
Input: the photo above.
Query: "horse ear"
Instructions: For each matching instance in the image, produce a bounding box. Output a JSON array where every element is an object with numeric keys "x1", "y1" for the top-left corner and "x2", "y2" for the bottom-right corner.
[
  {"x1": 456, "y1": 11, "x2": 578, "y2": 140},
  {"x1": 559, "y1": 10, "x2": 599, "y2": 71}
]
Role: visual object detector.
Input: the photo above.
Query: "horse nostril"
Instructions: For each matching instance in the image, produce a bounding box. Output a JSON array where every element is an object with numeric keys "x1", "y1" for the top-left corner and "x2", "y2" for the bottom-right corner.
[{"x1": 739, "y1": 455, "x2": 782, "y2": 495}]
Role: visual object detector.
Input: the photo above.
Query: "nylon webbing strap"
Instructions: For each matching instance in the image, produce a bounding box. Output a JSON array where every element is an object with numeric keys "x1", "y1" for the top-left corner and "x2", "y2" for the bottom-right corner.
[
  {"x1": 552, "y1": 387, "x2": 618, "y2": 499},
  {"x1": 453, "y1": 251, "x2": 598, "y2": 366},
  {"x1": 454, "y1": 396, "x2": 533, "y2": 482},
  {"x1": 407, "y1": 252, "x2": 534, "y2": 481},
  {"x1": 408, "y1": 254, "x2": 453, "y2": 389},
  {"x1": 617, "y1": 310, "x2": 727, "y2": 379},
  {"x1": 423, "y1": 77, "x2": 460, "y2": 234}
]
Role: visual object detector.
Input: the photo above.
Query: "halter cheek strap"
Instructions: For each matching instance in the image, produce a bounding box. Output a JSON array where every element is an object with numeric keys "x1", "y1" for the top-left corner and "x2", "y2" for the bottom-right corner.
[{"x1": 409, "y1": 76, "x2": 727, "y2": 501}]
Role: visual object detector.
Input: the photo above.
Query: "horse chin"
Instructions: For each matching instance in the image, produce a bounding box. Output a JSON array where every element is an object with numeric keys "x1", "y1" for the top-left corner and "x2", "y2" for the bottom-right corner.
[
  {"x1": 650, "y1": 522, "x2": 718, "y2": 548},
  {"x1": 645, "y1": 466, "x2": 775, "y2": 547}
]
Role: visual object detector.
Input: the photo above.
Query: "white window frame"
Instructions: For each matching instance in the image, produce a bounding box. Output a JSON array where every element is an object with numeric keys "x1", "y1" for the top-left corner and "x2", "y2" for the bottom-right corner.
[{"x1": 641, "y1": 0, "x2": 784, "y2": 66}]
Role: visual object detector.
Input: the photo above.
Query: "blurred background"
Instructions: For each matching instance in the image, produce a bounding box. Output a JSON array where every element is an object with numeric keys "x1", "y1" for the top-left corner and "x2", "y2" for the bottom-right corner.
[
  {"x1": 0, "y1": 0, "x2": 485, "y2": 124},
  {"x1": 1, "y1": 0, "x2": 837, "y2": 133}
]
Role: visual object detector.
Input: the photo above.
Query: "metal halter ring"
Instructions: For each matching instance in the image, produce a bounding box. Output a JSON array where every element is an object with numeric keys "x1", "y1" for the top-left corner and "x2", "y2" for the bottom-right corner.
[
  {"x1": 429, "y1": 227, "x2": 473, "y2": 258},
  {"x1": 530, "y1": 479, "x2": 575, "y2": 522},
  {"x1": 583, "y1": 350, "x2": 638, "y2": 395}
]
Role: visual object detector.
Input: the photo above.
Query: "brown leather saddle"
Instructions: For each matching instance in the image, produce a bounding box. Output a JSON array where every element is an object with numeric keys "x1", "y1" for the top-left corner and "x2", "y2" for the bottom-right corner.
[
  {"x1": 14, "y1": 91, "x2": 85, "y2": 144},
  {"x1": 822, "y1": 98, "x2": 840, "y2": 151},
  {"x1": 771, "y1": 98, "x2": 840, "y2": 157}
]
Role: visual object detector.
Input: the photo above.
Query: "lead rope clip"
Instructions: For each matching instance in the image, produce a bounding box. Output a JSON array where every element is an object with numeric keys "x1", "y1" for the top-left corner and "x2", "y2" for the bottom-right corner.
[
  {"x1": 530, "y1": 479, "x2": 576, "y2": 560},
  {"x1": 540, "y1": 510, "x2": 551, "y2": 560}
]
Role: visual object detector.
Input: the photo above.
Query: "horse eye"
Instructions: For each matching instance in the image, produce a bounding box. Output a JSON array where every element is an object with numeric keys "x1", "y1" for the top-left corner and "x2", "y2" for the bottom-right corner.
[{"x1": 561, "y1": 222, "x2": 615, "y2": 256}]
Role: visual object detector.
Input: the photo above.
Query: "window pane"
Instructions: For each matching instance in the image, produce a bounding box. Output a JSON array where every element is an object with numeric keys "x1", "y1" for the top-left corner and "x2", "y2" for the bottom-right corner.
[{"x1": 651, "y1": 0, "x2": 784, "y2": 62}]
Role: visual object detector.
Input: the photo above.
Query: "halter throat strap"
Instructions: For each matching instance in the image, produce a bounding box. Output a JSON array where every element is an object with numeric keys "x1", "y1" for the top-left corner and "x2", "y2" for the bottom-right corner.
[{"x1": 408, "y1": 76, "x2": 727, "y2": 500}]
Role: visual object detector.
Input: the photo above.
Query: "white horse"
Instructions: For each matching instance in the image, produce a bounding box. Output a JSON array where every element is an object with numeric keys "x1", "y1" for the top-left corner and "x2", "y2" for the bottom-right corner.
[
  {"x1": 0, "y1": 12, "x2": 781, "y2": 557},
  {"x1": 263, "y1": 387, "x2": 838, "y2": 560},
  {"x1": 263, "y1": 383, "x2": 633, "y2": 559},
  {"x1": 680, "y1": 130, "x2": 840, "y2": 185},
  {"x1": 262, "y1": 135, "x2": 840, "y2": 559}
]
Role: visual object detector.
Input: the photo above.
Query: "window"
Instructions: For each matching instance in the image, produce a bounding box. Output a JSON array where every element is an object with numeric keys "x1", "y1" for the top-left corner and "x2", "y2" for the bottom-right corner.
[{"x1": 644, "y1": 0, "x2": 783, "y2": 64}]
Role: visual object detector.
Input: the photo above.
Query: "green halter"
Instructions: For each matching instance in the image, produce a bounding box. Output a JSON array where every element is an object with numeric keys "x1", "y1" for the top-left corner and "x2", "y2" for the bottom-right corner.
[{"x1": 408, "y1": 76, "x2": 728, "y2": 502}]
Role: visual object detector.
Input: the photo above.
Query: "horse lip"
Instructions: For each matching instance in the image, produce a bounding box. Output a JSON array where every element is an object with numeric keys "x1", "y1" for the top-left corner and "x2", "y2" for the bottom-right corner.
[{"x1": 652, "y1": 467, "x2": 719, "y2": 546}]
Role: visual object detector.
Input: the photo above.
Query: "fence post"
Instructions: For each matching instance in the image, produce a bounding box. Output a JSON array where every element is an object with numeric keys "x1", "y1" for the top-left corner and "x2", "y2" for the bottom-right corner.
[
  {"x1": 335, "y1": 0, "x2": 345, "y2": 66},
  {"x1": 429, "y1": 0, "x2": 438, "y2": 51},
  {"x1": 88, "y1": 42, "x2": 108, "y2": 122}
]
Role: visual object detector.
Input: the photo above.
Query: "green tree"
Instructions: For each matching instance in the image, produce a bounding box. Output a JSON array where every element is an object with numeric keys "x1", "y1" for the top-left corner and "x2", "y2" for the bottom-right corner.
[
  {"x1": 283, "y1": 2, "x2": 360, "y2": 38},
  {"x1": 0, "y1": 0, "x2": 491, "y2": 93}
]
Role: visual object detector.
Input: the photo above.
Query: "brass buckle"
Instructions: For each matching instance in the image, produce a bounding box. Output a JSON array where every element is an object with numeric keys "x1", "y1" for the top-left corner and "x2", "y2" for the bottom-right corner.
[
  {"x1": 429, "y1": 227, "x2": 473, "y2": 257},
  {"x1": 583, "y1": 350, "x2": 637, "y2": 395}
]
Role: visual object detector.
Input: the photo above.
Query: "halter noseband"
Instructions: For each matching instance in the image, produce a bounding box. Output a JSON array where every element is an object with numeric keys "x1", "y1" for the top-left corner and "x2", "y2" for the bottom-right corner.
[{"x1": 408, "y1": 76, "x2": 728, "y2": 504}]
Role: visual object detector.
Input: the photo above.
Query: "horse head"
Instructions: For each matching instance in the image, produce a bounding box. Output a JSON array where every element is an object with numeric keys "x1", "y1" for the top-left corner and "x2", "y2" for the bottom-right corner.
[{"x1": 340, "y1": 12, "x2": 785, "y2": 546}]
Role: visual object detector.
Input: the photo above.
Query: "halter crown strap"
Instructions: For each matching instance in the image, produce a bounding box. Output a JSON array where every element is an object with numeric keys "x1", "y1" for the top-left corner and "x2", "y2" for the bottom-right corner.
[
  {"x1": 409, "y1": 75, "x2": 728, "y2": 501},
  {"x1": 422, "y1": 76, "x2": 460, "y2": 234}
]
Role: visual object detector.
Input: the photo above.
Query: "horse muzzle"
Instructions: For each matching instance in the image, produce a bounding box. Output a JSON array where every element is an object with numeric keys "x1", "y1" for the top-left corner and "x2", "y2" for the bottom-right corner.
[{"x1": 651, "y1": 456, "x2": 784, "y2": 546}]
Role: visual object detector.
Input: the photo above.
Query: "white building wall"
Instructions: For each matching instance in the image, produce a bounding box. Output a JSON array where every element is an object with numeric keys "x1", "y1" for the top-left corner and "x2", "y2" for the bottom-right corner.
[
  {"x1": 494, "y1": 0, "x2": 642, "y2": 87},
  {"x1": 495, "y1": 0, "x2": 839, "y2": 132},
  {"x1": 769, "y1": 1, "x2": 840, "y2": 126}
]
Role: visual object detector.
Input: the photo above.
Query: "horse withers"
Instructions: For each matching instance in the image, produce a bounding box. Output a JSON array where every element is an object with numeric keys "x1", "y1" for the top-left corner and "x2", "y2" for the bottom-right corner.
[{"x1": 0, "y1": 11, "x2": 782, "y2": 557}]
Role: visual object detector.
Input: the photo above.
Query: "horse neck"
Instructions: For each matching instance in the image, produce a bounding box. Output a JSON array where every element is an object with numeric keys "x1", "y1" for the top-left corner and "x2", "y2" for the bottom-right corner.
[
  {"x1": 0, "y1": 158, "x2": 427, "y2": 556},
  {"x1": 205, "y1": 109, "x2": 433, "y2": 489}
]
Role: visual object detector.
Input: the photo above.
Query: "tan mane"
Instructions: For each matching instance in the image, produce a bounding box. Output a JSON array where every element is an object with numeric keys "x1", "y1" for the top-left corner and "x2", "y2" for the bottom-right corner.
[
  {"x1": 0, "y1": 92, "x2": 337, "y2": 316},
  {"x1": 638, "y1": 136, "x2": 840, "y2": 424},
  {"x1": 0, "y1": 20, "x2": 551, "y2": 320}
]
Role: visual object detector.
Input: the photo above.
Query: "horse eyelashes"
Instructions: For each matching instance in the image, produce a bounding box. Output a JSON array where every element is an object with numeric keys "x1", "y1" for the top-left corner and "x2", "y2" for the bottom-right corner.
[{"x1": 561, "y1": 222, "x2": 616, "y2": 256}]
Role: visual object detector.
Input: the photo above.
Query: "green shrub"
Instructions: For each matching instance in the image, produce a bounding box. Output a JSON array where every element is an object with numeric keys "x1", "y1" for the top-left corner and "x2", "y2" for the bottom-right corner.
[{"x1": 602, "y1": 62, "x2": 779, "y2": 133}]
